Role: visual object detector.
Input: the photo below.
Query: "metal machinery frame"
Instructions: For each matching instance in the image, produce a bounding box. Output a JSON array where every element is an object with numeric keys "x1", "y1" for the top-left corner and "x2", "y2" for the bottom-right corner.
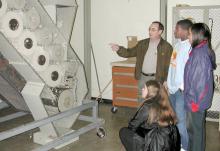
[
  {"x1": 173, "y1": 5, "x2": 220, "y2": 131},
  {"x1": 0, "y1": 0, "x2": 104, "y2": 150},
  {"x1": 0, "y1": 100, "x2": 104, "y2": 151}
]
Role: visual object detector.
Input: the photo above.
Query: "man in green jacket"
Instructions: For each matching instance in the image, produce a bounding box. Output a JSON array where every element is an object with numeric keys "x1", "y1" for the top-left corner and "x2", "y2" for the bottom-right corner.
[{"x1": 110, "y1": 21, "x2": 173, "y2": 102}]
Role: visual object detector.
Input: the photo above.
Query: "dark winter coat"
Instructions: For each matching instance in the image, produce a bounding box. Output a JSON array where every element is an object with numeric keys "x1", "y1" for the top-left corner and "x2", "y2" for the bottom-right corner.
[
  {"x1": 128, "y1": 97, "x2": 181, "y2": 151},
  {"x1": 184, "y1": 42, "x2": 216, "y2": 112}
]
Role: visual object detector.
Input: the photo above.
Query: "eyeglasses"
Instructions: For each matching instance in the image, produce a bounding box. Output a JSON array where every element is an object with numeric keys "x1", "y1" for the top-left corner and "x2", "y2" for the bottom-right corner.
[{"x1": 149, "y1": 28, "x2": 159, "y2": 32}]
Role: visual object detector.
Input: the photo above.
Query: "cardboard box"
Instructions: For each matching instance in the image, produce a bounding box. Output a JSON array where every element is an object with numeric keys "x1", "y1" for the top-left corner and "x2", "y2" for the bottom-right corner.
[
  {"x1": 127, "y1": 36, "x2": 137, "y2": 62},
  {"x1": 127, "y1": 36, "x2": 138, "y2": 48}
]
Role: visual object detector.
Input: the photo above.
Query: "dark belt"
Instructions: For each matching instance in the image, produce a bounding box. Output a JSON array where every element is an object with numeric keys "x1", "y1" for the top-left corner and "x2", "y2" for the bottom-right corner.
[{"x1": 141, "y1": 72, "x2": 155, "y2": 76}]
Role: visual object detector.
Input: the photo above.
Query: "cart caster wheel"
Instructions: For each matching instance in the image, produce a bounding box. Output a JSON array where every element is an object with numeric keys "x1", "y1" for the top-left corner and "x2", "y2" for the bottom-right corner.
[
  {"x1": 97, "y1": 99, "x2": 103, "y2": 103},
  {"x1": 97, "y1": 127, "x2": 105, "y2": 138},
  {"x1": 111, "y1": 107, "x2": 118, "y2": 113}
]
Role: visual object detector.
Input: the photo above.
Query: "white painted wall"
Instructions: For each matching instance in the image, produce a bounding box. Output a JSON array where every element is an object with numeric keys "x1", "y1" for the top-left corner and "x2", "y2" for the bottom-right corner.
[
  {"x1": 71, "y1": 0, "x2": 160, "y2": 99},
  {"x1": 91, "y1": 0, "x2": 160, "y2": 99},
  {"x1": 167, "y1": 0, "x2": 220, "y2": 43}
]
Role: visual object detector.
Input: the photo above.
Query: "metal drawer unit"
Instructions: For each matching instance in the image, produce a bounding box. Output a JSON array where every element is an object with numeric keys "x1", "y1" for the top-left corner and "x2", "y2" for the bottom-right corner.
[{"x1": 111, "y1": 66, "x2": 139, "y2": 112}]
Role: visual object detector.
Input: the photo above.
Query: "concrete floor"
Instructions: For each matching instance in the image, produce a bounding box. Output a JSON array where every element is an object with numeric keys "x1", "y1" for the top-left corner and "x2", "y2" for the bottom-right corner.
[{"x1": 0, "y1": 102, "x2": 220, "y2": 151}]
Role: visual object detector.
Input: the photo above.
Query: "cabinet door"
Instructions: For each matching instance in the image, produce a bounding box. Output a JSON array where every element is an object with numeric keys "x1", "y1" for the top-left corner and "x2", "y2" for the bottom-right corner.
[{"x1": 112, "y1": 66, "x2": 139, "y2": 107}]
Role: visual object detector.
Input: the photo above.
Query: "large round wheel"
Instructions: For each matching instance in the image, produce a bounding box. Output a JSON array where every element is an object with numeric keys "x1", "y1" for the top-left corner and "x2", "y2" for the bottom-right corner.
[
  {"x1": 111, "y1": 106, "x2": 118, "y2": 113},
  {"x1": 97, "y1": 127, "x2": 105, "y2": 138}
]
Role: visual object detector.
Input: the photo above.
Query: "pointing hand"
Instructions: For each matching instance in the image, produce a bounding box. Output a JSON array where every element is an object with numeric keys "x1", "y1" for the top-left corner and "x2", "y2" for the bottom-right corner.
[{"x1": 109, "y1": 43, "x2": 120, "y2": 52}]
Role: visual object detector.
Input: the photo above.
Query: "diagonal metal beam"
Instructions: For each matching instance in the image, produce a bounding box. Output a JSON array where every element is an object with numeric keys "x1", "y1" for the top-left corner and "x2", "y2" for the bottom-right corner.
[
  {"x1": 39, "y1": 0, "x2": 77, "y2": 6},
  {"x1": 0, "y1": 112, "x2": 28, "y2": 123}
]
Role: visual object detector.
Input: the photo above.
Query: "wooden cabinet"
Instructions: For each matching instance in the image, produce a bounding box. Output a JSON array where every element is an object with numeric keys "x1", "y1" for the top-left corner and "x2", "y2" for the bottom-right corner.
[{"x1": 112, "y1": 66, "x2": 139, "y2": 108}]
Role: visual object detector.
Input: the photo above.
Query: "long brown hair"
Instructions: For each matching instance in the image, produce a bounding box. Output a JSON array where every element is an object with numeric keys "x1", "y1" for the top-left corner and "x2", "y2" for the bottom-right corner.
[
  {"x1": 145, "y1": 80, "x2": 177, "y2": 126},
  {"x1": 158, "y1": 86, "x2": 177, "y2": 126}
]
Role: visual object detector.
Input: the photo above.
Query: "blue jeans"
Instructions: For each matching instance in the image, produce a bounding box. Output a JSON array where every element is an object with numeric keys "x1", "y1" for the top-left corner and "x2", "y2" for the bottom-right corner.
[
  {"x1": 169, "y1": 90, "x2": 188, "y2": 150},
  {"x1": 186, "y1": 111, "x2": 206, "y2": 151}
]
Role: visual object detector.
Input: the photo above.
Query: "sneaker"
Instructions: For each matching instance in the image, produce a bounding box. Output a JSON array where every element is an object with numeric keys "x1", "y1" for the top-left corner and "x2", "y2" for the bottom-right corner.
[{"x1": 180, "y1": 148, "x2": 186, "y2": 151}]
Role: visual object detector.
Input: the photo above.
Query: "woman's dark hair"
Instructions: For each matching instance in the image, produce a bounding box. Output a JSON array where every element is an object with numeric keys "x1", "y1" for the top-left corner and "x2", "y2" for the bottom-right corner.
[
  {"x1": 145, "y1": 80, "x2": 161, "y2": 88},
  {"x1": 191, "y1": 23, "x2": 212, "y2": 49},
  {"x1": 145, "y1": 80, "x2": 161, "y2": 98},
  {"x1": 144, "y1": 80, "x2": 177, "y2": 126},
  {"x1": 157, "y1": 86, "x2": 177, "y2": 125},
  {"x1": 191, "y1": 23, "x2": 216, "y2": 69}
]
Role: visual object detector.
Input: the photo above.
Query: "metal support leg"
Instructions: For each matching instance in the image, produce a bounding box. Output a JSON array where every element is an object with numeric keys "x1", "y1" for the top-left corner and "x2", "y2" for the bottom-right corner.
[
  {"x1": 22, "y1": 82, "x2": 58, "y2": 145},
  {"x1": 92, "y1": 101, "x2": 98, "y2": 119}
]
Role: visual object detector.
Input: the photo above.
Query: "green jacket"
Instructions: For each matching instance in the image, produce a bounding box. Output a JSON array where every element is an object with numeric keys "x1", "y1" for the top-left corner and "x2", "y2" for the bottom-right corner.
[{"x1": 117, "y1": 38, "x2": 173, "y2": 83}]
